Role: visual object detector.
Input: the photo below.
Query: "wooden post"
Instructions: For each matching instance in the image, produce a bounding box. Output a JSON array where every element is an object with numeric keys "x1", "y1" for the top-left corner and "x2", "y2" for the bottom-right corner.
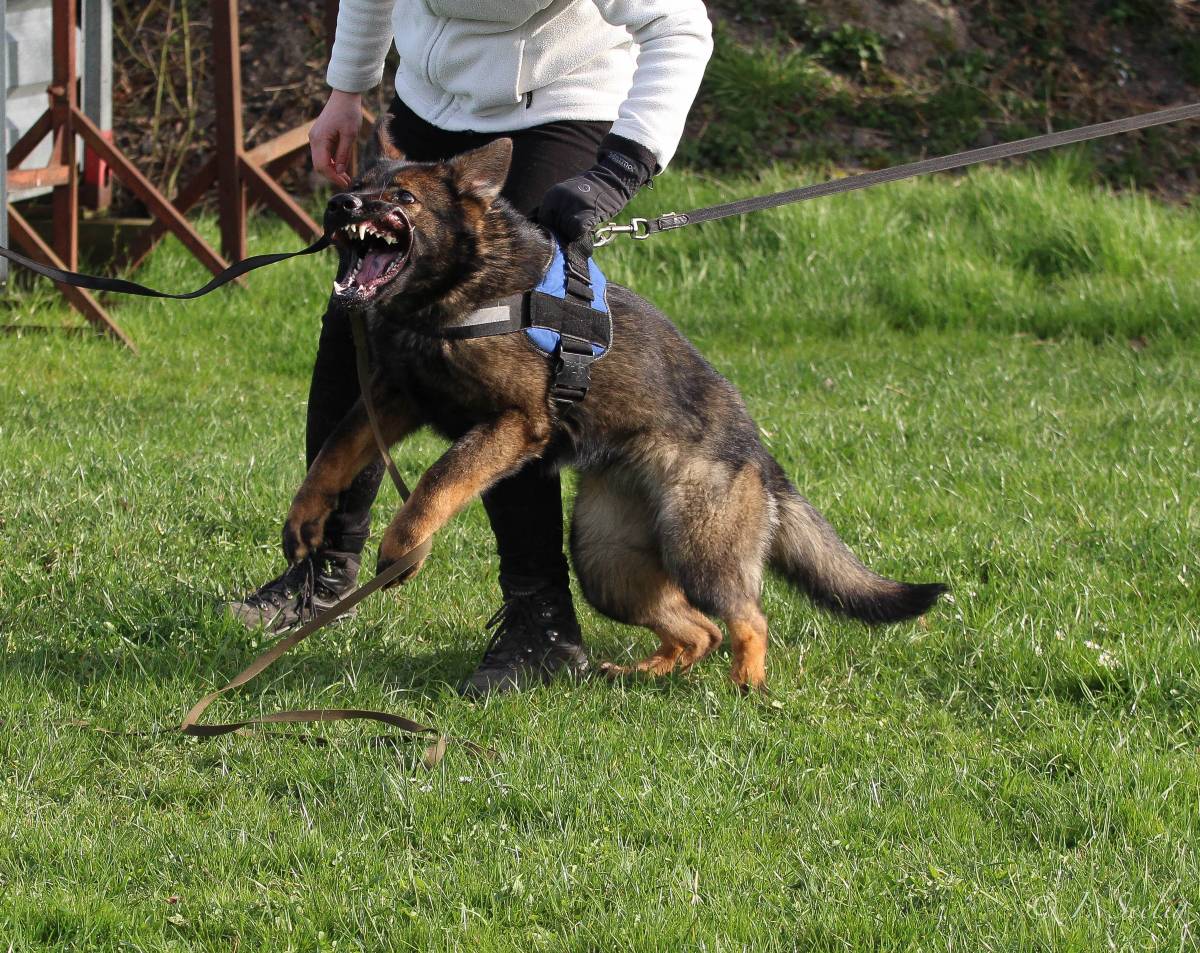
[
  {"x1": 8, "y1": 204, "x2": 137, "y2": 350},
  {"x1": 82, "y1": 0, "x2": 114, "y2": 210},
  {"x1": 5, "y1": 0, "x2": 236, "y2": 346},
  {"x1": 209, "y1": 0, "x2": 248, "y2": 262},
  {"x1": 51, "y1": 0, "x2": 80, "y2": 271}
]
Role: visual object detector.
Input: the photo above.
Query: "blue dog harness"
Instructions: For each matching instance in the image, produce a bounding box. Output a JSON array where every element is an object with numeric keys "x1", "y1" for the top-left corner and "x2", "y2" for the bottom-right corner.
[
  {"x1": 435, "y1": 244, "x2": 613, "y2": 405},
  {"x1": 524, "y1": 246, "x2": 610, "y2": 359}
]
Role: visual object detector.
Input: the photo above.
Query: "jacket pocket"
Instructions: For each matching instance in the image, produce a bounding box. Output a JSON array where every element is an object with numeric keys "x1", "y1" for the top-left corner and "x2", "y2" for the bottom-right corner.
[
  {"x1": 430, "y1": 26, "x2": 525, "y2": 109},
  {"x1": 518, "y1": 2, "x2": 628, "y2": 96}
]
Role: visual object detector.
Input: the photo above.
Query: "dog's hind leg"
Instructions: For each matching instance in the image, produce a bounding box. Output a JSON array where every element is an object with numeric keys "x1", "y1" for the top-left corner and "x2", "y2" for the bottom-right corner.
[
  {"x1": 571, "y1": 473, "x2": 723, "y2": 678},
  {"x1": 602, "y1": 591, "x2": 724, "y2": 677},
  {"x1": 723, "y1": 603, "x2": 769, "y2": 691},
  {"x1": 653, "y1": 458, "x2": 776, "y2": 689}
]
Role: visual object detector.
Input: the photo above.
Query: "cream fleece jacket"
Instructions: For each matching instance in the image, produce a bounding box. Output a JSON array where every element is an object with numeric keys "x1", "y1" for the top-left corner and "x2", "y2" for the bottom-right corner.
[{"x1": 327, "y1": 0, "x2": 712, "y2": 168}]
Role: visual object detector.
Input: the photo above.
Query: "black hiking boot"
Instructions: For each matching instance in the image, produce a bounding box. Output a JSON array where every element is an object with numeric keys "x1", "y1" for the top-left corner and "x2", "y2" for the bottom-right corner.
[
  {"x1": 226, "y1": 550, "x2": 361, "y2": 634},
  {"x1": 459, "y1": 577, "x2": 589, "y2": 697}
]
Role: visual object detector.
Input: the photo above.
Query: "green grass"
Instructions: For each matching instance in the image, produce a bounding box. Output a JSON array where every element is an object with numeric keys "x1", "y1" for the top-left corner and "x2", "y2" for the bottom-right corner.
[{"x1": 2, "y1": 158, "x2": 1198, "y2": 950}]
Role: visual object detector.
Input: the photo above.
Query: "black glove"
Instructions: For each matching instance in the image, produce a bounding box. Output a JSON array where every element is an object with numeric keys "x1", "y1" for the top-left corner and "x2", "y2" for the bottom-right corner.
[{"x1": 537, "y1": 134, "x2": 657, "y2": 251}]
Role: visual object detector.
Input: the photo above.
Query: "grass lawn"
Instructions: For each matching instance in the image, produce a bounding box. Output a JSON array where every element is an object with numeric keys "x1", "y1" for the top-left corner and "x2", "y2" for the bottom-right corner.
[{"x1": 1, "y1": 156, "x2": 1198, "y2": 950}]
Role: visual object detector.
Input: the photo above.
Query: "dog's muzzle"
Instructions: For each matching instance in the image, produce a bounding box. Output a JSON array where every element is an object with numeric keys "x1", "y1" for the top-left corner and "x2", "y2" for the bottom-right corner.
[{"x1": 327, "y1": 197, "x2": 414, "y2": 303}]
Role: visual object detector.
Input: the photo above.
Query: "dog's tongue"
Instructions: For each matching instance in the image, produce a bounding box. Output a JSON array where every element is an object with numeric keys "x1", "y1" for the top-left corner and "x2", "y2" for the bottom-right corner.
[{"x1": 357, "y1": 249, "x2": 397, "y2": 285}]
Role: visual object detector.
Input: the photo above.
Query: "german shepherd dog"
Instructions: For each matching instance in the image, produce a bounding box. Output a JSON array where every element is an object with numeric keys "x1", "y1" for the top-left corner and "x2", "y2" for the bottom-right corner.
[{"x1": 283, "y1": 130, "x2": 947, "y2": 689}]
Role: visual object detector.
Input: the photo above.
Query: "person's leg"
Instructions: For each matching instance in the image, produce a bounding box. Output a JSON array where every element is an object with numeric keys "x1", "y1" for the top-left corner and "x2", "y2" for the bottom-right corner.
[
  {"x1": 228, "y1": 105, "x2": 488, "y2": 633},
  {"x1": 389, "y1": 98, "x2": 612, "y2": 692},
  {"x1": 225, "y1": 299, "x2": 381, "y2": 632},
  {"x1": 310, "y1": 105, "x2": 486, "y2": 553},
  {"x1": 479, "y1": 119, "x2": 609, "y2": 591},
  {"x1": 447, "y1": 118, "x2": 608, "y2": 694},
  {"x1": 305, "y1": 302, "x2": 384, "y2": 555}
]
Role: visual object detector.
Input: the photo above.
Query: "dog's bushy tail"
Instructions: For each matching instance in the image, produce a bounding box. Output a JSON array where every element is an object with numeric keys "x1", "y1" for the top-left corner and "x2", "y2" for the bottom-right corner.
[{"x1": 767, "y1": 464, "x2": 947, "y2": 625}]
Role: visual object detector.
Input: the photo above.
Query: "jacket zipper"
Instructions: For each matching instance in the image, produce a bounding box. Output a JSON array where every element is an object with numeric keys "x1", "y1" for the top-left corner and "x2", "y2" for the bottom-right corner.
[
  {"x1": 423, "y1": 17, "x2": 453, "y2": 122},
  {"x1": 423, "y1": 18, "x2": 450, "y2": 88}
]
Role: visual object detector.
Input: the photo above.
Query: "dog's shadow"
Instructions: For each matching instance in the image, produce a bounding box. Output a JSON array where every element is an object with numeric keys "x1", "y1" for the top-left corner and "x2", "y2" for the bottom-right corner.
[
  {"x1": 2, "y1": 581, "x2": 486, "y2": 716},
  {"x1": 3, "y1": 573, "x2": 755, "y2": 750}
]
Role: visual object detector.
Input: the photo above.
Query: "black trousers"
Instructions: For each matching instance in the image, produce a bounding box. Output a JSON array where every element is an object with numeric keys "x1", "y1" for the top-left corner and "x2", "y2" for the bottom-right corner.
[{"x1": 306, "y1": 97, "x2": 609, "y2": 587}]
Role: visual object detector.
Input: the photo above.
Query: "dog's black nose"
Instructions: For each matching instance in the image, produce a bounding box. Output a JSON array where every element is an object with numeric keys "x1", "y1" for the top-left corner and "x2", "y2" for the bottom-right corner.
[{"x1": 328, "y1": 193, "x2": 363, "y2": 215}]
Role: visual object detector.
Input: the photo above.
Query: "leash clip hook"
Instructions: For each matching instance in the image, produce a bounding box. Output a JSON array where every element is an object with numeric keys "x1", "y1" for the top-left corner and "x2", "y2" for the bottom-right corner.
[{"x1": 593, "y1": 218, "x2": 650, "y2": 247}]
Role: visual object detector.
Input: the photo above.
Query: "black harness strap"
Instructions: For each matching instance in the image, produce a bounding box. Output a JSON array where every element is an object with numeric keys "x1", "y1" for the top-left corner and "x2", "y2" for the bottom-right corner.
[
  {"x1": 550, "y1": 242, "x2": 604, "y2": 406},
  {"x1": 430, "y1": 288, "x2": 612, "y2": 407}
]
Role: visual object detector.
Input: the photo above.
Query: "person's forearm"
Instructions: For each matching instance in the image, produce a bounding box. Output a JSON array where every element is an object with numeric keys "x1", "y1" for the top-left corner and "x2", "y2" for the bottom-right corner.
[
  {"x1": 326, "y1": 0, "x2": 395, "y2": 93},
  {"x1": 593, "y1": 0, "x2": 714, "y2": 170}
]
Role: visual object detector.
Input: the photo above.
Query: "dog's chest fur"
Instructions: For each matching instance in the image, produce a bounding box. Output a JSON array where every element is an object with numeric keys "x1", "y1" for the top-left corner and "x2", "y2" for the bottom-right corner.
[{"x1": 374, "y1": 321, "x2": 554, "y2": 442}]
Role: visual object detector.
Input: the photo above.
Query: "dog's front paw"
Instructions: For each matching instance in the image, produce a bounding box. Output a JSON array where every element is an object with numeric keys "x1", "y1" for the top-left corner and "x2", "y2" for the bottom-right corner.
[
  {"x1": 282, "y1": 490, "x2": 334, "y2": 563},
  {"x1": 375, "y1": 547, "x2": 427, "y2": 589},
  {"x1": 376, "y1": 521, "x2": 430, "y2": 588}
]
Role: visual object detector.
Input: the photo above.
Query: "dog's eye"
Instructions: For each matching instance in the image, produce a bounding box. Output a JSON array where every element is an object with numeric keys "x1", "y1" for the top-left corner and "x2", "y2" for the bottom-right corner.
[{"x1": 393, "y1": 190, "x2": 417, "y2": 205}]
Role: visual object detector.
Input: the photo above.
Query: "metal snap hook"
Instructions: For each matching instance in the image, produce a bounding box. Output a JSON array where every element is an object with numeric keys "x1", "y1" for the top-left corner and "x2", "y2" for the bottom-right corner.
[{"x1": 592, "y1": 218, "x2": 650, "y2": 247}]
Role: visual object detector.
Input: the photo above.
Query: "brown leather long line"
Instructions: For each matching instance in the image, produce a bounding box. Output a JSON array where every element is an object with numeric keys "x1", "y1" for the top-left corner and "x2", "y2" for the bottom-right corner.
[
  {"x1": 349, "y1": 311, "x2": 410, "y2": 496},
  {"x1": 177, "y1": 312, "x2": 483, "y2": 764}
]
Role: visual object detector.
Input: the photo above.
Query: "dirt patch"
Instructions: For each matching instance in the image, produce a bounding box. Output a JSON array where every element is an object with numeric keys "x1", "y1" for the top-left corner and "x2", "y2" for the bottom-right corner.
[{"x1": 810, "y1": 0, "x2": 975, "y2": 72}]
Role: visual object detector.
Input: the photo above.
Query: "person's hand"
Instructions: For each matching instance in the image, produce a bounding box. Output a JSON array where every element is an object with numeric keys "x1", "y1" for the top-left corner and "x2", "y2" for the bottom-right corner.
[
  {"x1": 309, "y1": 89, "x2": 363, "y2": 189},
  {"x1": 537, "y1": 134, "x2": 657, "y2": 254}
]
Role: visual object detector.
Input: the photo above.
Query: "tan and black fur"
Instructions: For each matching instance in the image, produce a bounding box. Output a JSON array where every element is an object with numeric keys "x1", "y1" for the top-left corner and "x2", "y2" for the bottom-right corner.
[{"x1": 283, "y1": 130, "x2": 947, "y2": 689}]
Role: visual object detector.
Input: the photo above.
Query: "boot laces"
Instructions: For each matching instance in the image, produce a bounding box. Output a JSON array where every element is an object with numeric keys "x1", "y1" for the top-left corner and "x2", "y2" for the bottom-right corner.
[
  {"x1": 481, "y1": 591, "x2": 560, "y2": 665},
  {"x1": 245, "y1": 556, "x2": 342, "y2": 623}
]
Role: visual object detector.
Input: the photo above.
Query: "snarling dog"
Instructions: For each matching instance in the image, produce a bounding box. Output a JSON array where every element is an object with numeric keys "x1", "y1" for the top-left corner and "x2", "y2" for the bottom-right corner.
[{"x1": 283, "y1": 130, "x2": 947, "y2": 689}]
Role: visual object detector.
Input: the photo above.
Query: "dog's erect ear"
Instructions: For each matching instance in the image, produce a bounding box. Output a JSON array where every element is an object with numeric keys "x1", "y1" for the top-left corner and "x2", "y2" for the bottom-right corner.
[
  {"x1": 448, "y1": 139, "x2": 512, "y2": 206},
  {"x1": 372, "y1": 117, "x2": 405, "y2": 162}
]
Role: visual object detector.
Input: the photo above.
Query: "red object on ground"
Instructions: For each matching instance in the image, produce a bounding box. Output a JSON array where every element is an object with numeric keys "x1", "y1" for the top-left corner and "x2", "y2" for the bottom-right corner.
[{"x1": 84, "y1": 128, "x2": 113, "y2": 191}]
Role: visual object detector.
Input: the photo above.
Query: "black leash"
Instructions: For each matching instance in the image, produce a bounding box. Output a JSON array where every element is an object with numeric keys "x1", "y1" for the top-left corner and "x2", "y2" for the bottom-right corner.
[
  {"x1": 2, "y1": 104, "x2": 1195, "y2": 297},
  {"x1": 595, "y1": 102, "x2": 1200, "y2": 244},
  {"x1": 0, "y1": 233, "x2": 331, "y2": 298}
]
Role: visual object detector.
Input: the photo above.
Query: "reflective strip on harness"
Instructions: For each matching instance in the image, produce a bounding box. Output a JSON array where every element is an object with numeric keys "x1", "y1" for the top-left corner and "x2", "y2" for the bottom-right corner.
[{"x1": 432, "y1": 243, "x2": 613, "y2": 405}]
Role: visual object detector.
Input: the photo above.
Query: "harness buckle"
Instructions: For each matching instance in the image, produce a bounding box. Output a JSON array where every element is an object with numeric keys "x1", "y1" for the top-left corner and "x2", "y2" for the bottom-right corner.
[
  {"x1": 551, "y1": 336, "x2": 594, "y2": 405},
  {"x1": 593, "y1": 218, "x2": 650, "y2": 247}
]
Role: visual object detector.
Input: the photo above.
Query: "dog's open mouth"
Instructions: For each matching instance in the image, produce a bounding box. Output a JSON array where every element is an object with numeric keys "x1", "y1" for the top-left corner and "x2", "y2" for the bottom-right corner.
[{"x1": 332, "y1": 210, "x2": 413, "y2": 302}]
